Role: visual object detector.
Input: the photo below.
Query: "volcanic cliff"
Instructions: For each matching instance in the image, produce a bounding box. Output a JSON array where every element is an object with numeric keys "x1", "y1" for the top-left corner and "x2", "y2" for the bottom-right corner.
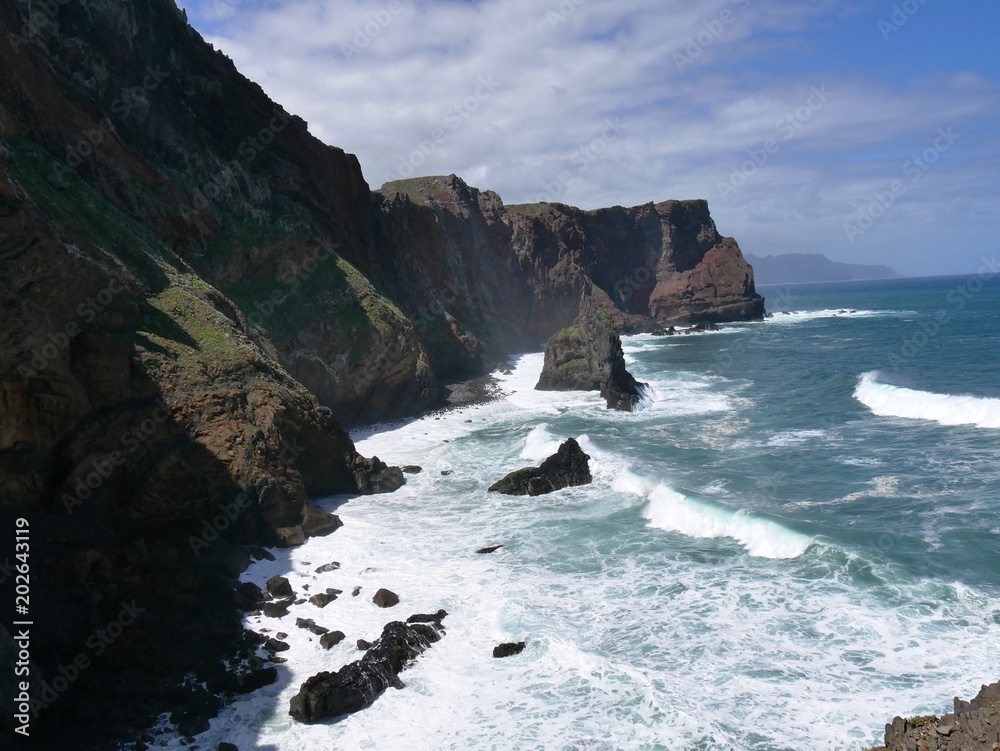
[{"x1": 0, "y1": 0, "x2": 762, "y2": 747}]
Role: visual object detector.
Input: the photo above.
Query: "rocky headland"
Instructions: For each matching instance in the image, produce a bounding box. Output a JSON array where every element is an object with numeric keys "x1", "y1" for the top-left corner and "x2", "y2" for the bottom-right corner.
[
  {"x1": 2, "y1": 0, "x2": 913, "y2": 748},
  {"x1": 877, "y1": 682, "x2": 1000, "y2": 751}
]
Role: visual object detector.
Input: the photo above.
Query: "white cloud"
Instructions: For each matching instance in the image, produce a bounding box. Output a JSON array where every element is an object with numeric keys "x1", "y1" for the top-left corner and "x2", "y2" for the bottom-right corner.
[{"x1": 180, "y1": 0, "x2": 1000, "y2": 275}]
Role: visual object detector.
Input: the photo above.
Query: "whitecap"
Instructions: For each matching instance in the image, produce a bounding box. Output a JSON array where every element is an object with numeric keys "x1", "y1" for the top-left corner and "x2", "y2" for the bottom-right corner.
[
  {"x1": 854, "y1": 372, "x2": 1000, "y2": 429},
  {"x1": 615, "y1": 474, "x2": 811, "y2": 559}
]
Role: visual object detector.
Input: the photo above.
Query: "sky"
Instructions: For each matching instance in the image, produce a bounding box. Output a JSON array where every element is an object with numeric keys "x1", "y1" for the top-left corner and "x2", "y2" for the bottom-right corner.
[{"x1": 176, "y1": 0, "x2": 1000, "y2": 277}]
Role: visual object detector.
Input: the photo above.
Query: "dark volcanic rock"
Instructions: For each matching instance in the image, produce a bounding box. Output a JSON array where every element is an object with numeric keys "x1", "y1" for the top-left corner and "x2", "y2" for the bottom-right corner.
[
  {"x1": 372, "y1": 588, "x2": 400, "y2": 608},
  {"x1": 406, "y1": 609, "x2": 448, "y2": 626},
  {"x1": 476, "y1": 545, "x2": 504, "y2": 554},
  {"x1": 234, "y1": 582, "x2": 264, "y2": 612},
  {"x1": 356, "y1": 639, "x2": 372, "y2": 650},
  {"x1": 493, "y1": 642, "x2": 527, "y2": 658},
  {"x1": 881, "y1": 682, "x2": 1000, "y2": 751},
  {"x1": 536, "y1": 300, "x2": 644, "y2": 411},
  {"x1": 296, "y1": 618, "x2": 329, "y2": 636},
  {"x1": 289, "y1": 621, "x2": 443, "y2": 723},
  {"x1": 266, "y1": 575, "x2": 294, "y2": 599},
  {"x1": 314, "y1": 562, "x2": 341, "y2": 574},
  {"x1": 309, "y1": 589, "x2": 342, "y2": 608},
  {"x1": 262, "y1": 598, "x2": 295, "y2": 618},
  {"x1": 488, "y1": 438, "x2": 592, "y2": 496},
  {"x1": 401, "y1": 465, "x2": 423, "y2": 474},
  {"x1": 264, "y1": 638, "x2": 290, "y2": 653},
  {"x1": 320, "y1": 631, "x2": 346, "y2": 650},
  {"x1": 352, "y1": 456, "x2": 406, "y2": 494}
]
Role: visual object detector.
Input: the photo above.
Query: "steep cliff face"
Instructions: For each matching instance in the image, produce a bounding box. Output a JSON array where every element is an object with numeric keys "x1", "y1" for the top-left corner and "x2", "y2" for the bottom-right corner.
[
  {"x1": 0, "y1": 0, "x2": 762, "y2": 430},
  {"x1": 507, "y1": 198, "x2": 764, "y2": 330},
  {"x1": 376, "y1": 177, "x2": 765, "y2": 363}
]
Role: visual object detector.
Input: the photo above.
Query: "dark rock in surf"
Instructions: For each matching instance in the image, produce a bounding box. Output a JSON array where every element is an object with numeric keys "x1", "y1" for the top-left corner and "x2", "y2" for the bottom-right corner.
[
  {"x1": 493, "y1": 642, "x2": 526, "y2": 658},
  {"x1": 488, "y1": 438, "x2": 592, "y2": 496},
  {"x1": 289, "y1": 621, "x2": 444, "y2": 723},
  {"x1": 261, "y1": 597, "x2": 294, "y2": 618},
  {"x1": 372, "y1": 588, "x2": 400, "y2": 608},
  {"x1": 536, "y1": 298, "x2": 644, "y2": 411},
  {"x1": 352, "y1": 455, "x2": 406, "y2": 494},
  {"x1": 320, "y1": 631, "x2": 346, "y2": 650},
  {"x1": 266, "y1": 575, "x2": 293, "y2": 599},
  {"x1": 406, "y1": 609, "x2": 448, "y2": 626},
  {"x1": 476, "y1": 545, "x2": 503, "y2": 554}
]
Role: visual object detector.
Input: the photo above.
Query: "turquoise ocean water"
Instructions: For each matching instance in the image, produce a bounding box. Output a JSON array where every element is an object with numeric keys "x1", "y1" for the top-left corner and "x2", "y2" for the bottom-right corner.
[{"x1": 174, "y1": 275, "x2": 1000, "y2": 751}]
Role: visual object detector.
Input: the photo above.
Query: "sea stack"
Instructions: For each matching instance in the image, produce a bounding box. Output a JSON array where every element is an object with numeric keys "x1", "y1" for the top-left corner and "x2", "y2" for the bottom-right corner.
[{"x1": 536, "y1": 297, "x2": 644, "y2": 411}]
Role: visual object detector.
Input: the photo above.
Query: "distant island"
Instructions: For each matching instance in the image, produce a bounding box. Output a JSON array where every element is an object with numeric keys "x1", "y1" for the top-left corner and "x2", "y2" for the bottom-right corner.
[{"x1": 745, "y1": 253, "x2": 900, "y2": 285}]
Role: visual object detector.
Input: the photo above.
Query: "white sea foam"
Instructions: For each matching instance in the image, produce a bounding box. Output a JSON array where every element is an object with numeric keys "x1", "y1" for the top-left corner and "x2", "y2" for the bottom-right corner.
[
  {"x1": 765, "y1": 308, "x2": 886, "y2": 323},
  {"x1": 614, "y1": 474, "x2": 812, "y2": 559},
  {"x1": 520, "y1": 424, "x2": 564, "y2": 461},
  {"x1": 150, "y1": 346, "x2": 1000, "y2": 751},
  {"x1": 854, "y1": 371, "x2": 1000, "y2": 429},
  {"x1": 841, "y1": 476, "x2": 902, "y2": 503},
  {"x1": 767, "y1": 429, "x2": 832, "y2": 446}
]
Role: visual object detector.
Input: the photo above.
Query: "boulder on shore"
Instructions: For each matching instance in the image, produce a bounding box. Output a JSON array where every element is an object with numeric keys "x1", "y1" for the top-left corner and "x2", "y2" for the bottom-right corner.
[
  {"x1": 536, "y1": 299, "x2": 644, "y2": 411},
  {"x1": 488, "y1": 438, "x2": 592, "y2": 496},
  {"x1": 289, "y1": 619, "x2": 444, "y2": 723}
]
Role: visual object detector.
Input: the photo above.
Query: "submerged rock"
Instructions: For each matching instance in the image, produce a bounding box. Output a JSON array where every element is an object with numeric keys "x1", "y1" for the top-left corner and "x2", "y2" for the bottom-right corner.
[
  {"x1": 536, "y1": 300, "x2": 643, "y2": 411},
  {"x1": 488, "y1": 438, "x2": 592, "y2": 496},
  {"x1": 289, "y1": 620, "x2": 444, "y2": 723}
]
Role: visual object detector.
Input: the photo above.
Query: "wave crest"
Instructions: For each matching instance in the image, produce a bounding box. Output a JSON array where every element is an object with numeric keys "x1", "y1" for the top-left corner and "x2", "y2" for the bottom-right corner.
[
  {"x1": 854, "y1": 372, "x2": 1000, "y2": 429},
  {"x1": 614, "y1": 472, "x2": 811, "y2": 559}
]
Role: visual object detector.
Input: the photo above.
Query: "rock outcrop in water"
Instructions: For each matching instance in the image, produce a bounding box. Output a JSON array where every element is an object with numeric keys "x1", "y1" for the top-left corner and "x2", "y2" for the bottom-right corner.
[
  {"x1": 536, "y1": 295, "x2": 644, "y2": 410},
  {"x1": 288, "y1": 618, "x2": 445, "y2": 723},
  {"x1": 488, "y1": 438, "x2": 592, "y2": 496},
  {"x1": 878, "y1": 682, "x2": 1000, "y2": 751}
]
